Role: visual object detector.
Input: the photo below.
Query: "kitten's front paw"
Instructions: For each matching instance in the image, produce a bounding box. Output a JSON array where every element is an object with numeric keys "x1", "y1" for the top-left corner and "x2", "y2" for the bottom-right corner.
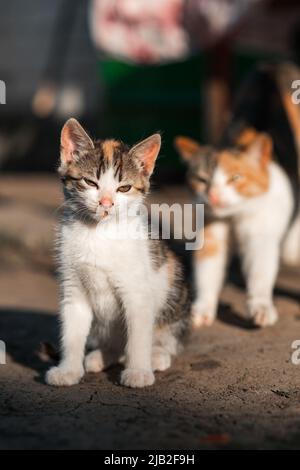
[
  {"x1": 248, "y1": 302, "x2": 278, "y2": 327},
  {"x1": 120, "y1": 368, "x2": 155, "y2": 388},
  {"x1": 152, "y1": 351, "x2": 171, "y2": 371},
  {"x1": 192, "y1": 301, "x2": 216, "y2": 328},
  {"x1": 46, "y1": 365, "x2": 84, "y2": 386}
]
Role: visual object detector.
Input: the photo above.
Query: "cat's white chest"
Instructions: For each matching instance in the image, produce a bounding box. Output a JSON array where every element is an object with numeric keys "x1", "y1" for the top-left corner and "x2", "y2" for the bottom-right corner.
[
  {"x1": 61, "y1": 218, "x2": 169, "y2": 323},
  {"x1": 62, "y1": 220, "x2": 151, "y2": 314},
  {"x1": 66, "y1": 219, "x2": 146, "y2": 268}
]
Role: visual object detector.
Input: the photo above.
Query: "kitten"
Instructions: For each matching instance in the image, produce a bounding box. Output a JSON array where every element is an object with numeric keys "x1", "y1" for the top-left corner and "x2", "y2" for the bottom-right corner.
[
  {"x1": 175, "y1": 129, "x2": 297, "y2": 328},
  {"x1": 46, "y1": 118, "x2": 191, "y2": 388}
]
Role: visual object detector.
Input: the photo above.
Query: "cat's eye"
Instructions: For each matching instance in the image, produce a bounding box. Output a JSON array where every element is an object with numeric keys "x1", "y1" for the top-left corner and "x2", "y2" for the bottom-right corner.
[
  {"x1": 83, "y1": 177, "x2": 98, "y2": 189},
  {"x1": 118, "y1": 185, "x2": 132, "y2": 193},
  {"x1": 228, "y1": 174, "x2": 241, "y2": 183},
  {"x1": 194, "y1": 174, "x2": 208, "y2": 184}
]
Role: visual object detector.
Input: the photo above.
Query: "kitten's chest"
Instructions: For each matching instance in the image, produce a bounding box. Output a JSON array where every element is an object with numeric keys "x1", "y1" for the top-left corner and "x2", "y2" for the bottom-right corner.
[
  {"x1": 64, "y1": 222, "x2": 149, "y2": 274},
  {"x1": 69, "y1": 229, "x2": 149, "y2": 316},
  {"x1": 85, "y1": 236, "x2": 144, "y2": 270}
]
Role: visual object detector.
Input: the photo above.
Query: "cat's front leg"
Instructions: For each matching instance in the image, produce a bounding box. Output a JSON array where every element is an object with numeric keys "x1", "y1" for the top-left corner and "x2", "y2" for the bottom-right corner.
[
  {"x1": 192, "y1": 221, "x2": 229, "y2": 328},
  {"x1": 240, "y1": 237, "x2": 280, "y2": 327},
  {"x1": 120, "y1": 293, "x2": 155, "y2": 388},
  {"x1": 46, "y1": 286, "x2": 92, "y2": 386}
]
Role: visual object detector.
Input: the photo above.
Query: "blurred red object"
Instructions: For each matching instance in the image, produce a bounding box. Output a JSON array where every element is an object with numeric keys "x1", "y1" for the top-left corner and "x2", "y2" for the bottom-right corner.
[{"x1": 90, "y1": 0, "x2": 188, "y2": 64}]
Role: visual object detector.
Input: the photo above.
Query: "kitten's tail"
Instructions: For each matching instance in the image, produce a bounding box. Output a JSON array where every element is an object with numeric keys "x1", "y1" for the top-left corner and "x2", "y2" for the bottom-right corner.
[{"x1": 282, "y1": 209, "x2": 300, "y2": 266}]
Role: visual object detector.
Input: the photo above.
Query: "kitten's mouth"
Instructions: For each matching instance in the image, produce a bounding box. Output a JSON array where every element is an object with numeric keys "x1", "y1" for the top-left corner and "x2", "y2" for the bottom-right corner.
[{"x1": 97, "y1": 208, "x2": 114, "y2": 221}]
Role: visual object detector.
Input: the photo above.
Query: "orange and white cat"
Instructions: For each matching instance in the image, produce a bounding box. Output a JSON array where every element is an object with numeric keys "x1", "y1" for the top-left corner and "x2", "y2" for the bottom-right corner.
[{"x1": 175, "y1": 130, "x2": 298, "y2": 328}]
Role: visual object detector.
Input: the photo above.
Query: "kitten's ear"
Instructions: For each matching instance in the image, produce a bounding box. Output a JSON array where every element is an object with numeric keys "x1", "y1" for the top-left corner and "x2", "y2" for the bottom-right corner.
[
  {"x1": 60, "y1": 118, "x2": 94, "y2": 164},
  {"x1": 130, "y1": 134, "x2": 161, "y2": 176},
  {"x1": 235, "y1": 127, "x2": 258, "y2": 148},
  {"x1": 174, "y1": 136, "x2": 202, "y2": 162},
  {"x1": 246, "y1": 133, "x2": 273, "y2": 167}
]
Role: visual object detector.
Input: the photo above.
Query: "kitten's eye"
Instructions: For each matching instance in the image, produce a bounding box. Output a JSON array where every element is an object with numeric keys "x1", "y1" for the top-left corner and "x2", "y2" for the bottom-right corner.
[
  {"x1": 228, "y1": 174, "x2": 241, "y2": 183},
  {"x1": 195, "y1": 174, "x2": 208, "y2": 184},
  {"x1": 83, "y1": 178, "x2": 98, "y2": 189},
  {"x1": 118, "y1": 185, "x2": 132, "y2": 193}
]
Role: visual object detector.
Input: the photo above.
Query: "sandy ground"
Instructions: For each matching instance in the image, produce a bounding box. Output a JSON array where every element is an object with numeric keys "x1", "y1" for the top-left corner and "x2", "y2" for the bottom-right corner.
[{"x1": 0, "y1": 176, "x2": 300, "y2": 450}]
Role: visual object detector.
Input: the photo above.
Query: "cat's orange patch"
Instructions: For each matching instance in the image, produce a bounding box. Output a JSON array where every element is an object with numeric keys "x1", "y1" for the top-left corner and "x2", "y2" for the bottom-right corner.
[
  {"x1": 102, "y1": 140, "x2": 120, "y2": 163},
  {"x1": 218, "y1": 151, "x2": 269, "y2": 197},
  {"x1": 196, "y1": 226, "x2": 219, "y2": 259}
]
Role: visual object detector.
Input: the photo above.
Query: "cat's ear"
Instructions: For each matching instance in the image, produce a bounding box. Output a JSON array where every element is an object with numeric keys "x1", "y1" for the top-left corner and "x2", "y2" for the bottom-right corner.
[
  {"x1": 174, "y1": 136, "x2": 202, "y2": 162},
  {"x1": 60, "y1": 118, "x2": 94, "y2": 164},
  {"x1": 246, "y1": 133, "x2": 273, "y2": 167},
  {"x1": 130, "y1": 134, "x2": 161, "y2": 176},
  {"x1": 235, "y1": 127, "x2": 259, "y2": 148}
]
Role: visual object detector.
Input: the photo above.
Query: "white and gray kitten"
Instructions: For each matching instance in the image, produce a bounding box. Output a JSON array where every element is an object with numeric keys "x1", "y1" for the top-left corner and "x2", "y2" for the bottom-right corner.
[{"x1": 46, "y1": 118, "x2": 191, "y2": 388}]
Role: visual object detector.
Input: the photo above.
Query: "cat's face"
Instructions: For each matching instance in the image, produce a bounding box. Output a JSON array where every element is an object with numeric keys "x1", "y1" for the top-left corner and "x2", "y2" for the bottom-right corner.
[
  {"x1": 175, "y1": 133, "x2": 272, "y2": 217},
  {"x1": 59, "y1": 118, "x2": 161, "y2": 223}
]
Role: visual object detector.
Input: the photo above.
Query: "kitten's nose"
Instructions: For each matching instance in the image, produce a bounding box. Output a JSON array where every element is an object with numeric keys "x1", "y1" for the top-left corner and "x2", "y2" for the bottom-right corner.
[{"x1": 99, "y1": 197, "x2": 114, "y2": 209}]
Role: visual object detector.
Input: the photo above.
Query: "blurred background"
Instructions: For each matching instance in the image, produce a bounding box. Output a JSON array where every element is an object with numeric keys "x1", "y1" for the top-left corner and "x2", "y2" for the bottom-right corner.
[{"x1": 1, "y1": 0, "x2": 300, "y2": 176}]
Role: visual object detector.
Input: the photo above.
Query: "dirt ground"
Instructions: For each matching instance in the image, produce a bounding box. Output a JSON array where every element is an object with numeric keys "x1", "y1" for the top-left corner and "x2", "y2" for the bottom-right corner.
[{"x1": 0, "y1": 176, "x2": 300, "y2": 450}]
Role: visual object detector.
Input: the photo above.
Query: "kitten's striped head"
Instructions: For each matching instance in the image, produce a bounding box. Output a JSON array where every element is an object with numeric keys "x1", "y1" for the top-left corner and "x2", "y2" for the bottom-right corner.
[
  {"x1": 175, "y1": 129, "x2": 273, "y2": 216},
  {"x1": 59, "y1": 118, "x2": 161, "y2": 223}
]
